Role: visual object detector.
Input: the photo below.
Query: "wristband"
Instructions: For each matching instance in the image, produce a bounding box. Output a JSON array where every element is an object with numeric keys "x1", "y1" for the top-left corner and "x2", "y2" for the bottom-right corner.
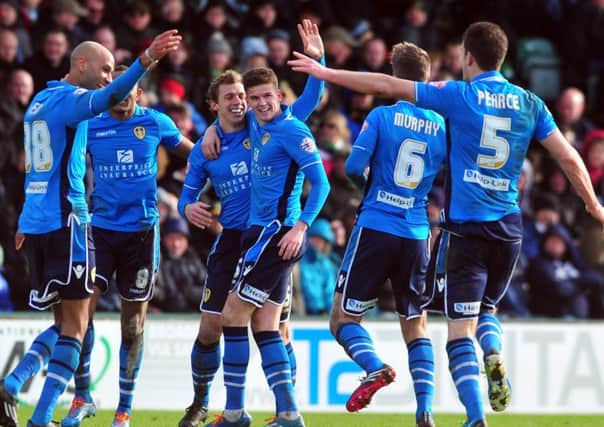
[{"x1": 144, "y1": 49, "x2": 158, "y2": 65}]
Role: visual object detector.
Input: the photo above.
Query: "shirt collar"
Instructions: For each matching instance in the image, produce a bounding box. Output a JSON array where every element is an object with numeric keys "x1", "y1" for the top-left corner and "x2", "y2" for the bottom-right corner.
[{"x1": 471, "y1": 70, "x2": 506, "y2": 83}]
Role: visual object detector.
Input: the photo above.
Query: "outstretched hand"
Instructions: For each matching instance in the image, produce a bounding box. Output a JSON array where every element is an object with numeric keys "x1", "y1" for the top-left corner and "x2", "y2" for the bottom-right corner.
[
  {"x1": 298, "y1": 19, "x2": 324, "y2": 60},
  {"x1": 288, "y1": 51, "x2": 327, "y2": 78},
  {"x1": 146, "y1": 30, "x2": 182, "y2": 62}
]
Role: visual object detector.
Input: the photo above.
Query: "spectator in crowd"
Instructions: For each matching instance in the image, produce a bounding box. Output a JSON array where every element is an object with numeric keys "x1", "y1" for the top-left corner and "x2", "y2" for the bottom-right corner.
[
  {"x1": 115, "y1": 0, "x2": 156, "y2": 54},
  {"x1": 18, "y1": 0, "x2": 42, "y2": 30},
  {"x1": 0, "y1": 246, "x2": 13, "y2": 311},
  {"x1": 242, "y1": 0, "x2": 282, "y2": 37},
  {"x1": 322, "y1": 144, "x2": 363, "y2": 221},
  {"x1": 555, "y1": 87, "x2": 594, "y2": 148},
  {"x1": 92, "y1": 25, "x2": 131, "y2": 64},
  {"x1": 193, "y1": 0, "x2": 239, "y2": 50},
  {"x1": 239, "y1": 35, "x2": 269, "y2": 71},
  {"x1": 324, "y1": 25, "x2": 357, "y2": 69},
  {"x1": 344, "y1": 90, "x2": 375, "y2": 140},
  {"x1": 24, "y1": 27, "x2": 69, "y2": 94},
  {"x1": 154, "y1": 0, "x2": 190, "y2": 34},
  {"x1": 299, "y1": 218, "x2": 340, "y2": 315},
  {"x1": 78, "y1": 0, "x2": 108, "y2": 41},
  {"x1": 527, "y1": 224, "x2": 604, "y2": 318},
  {"x1": 581, "y1": 129, "x2": 604, "y2": 191},
  {"x1": 315, "y1": 109, "x2": 351, "y2": 176},
  {"x1": 154, "y1": 76, "x2": 207, "y2": 137},
  {"x1": 398, "y1": 1, "x2": 439, "y2": 51},
  {"x1": 0, "y1": 0, "x2": 32, "y2": 62},
  {"x1": 441, "y1": 39, "x2": 463, "y2": 79},
  {"x1": 0, "y1": 28, "x2": 18, "y2": 82},
  {"x1": 523, "y1": 193, "x2": 564, "y2": 261},
  {"x1": 268, "y1": 28, "x2": 305, "y2": 94},
  {"x1": 358, "y1": 36, "x2": 390, "y2": 74},
  {"x1": 152, "y1": 217, "x2": 208, "y2": 312},
  {"x1": 51, "y1": 0, "x2": 89, "y2": 46}
]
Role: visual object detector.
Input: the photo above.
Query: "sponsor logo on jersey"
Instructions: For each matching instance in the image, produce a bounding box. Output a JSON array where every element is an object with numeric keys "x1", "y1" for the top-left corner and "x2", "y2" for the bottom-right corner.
[
  {"x1": 261, "y1": 132, "x2": 271, "y2": 145},
  {"x1": 230, "y1": 161, "x2": 249, "y2": 176},
  {"x1": 133, "y1": 126, "x2": 146, "y2": 140},
  {"x1": 377, "y1": 190, "x2": 415, "y2": 209},
  {"x1": 95, "y1": 129, "x2": 117, "y2": 137},
  {"x1": 463, "y1": 169, "x2": 510, "y2": 191},
  {"x1": 453, "y1": 301, "x2": 481, "y2": 315},
  {"x1": 25, "y1": 181, "x2": 48, "y2": 194},
  {"x1": 117, "y1": 149, "x2": 134, "y2": 163},
  {"x1": 345, "y1": 298, "x2": 376, "y2": 314},
  {"x1": 240, "y1": 283, "x2": 268, "y2": 302},
  {"x1": 300, "y1": 137, "x2": 316, "y2": 153}
]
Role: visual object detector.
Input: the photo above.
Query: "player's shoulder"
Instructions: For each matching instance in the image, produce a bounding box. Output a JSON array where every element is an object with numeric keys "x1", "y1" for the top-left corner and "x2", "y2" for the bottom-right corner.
[{"x1": 392, "y1": 100, "x2": 445, "y2": 126}]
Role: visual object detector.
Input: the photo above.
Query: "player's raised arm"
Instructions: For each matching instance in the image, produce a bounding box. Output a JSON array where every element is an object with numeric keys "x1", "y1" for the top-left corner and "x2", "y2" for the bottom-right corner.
[
  {"x1": 540, "y1": 128, "x2": 604, "y2": 227},
  {"x1": 290, "y1": 19, "x2": 325, "y2": 120},
  {"x1": 288, "y1": 51, "x2": 416, "y2": 102}
]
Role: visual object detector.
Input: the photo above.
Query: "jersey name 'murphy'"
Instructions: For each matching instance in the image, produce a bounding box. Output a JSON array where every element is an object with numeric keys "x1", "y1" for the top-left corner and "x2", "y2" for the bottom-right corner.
[
  {"x1": 476, "y1": 89, "x2": 520, "y2": 110},
  {"x1": 393, "y1": 112, "x2": 441, "y2": 136}
]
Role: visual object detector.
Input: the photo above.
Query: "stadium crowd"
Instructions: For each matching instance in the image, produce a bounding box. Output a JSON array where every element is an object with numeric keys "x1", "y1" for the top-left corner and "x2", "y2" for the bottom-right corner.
[{"x1": 1, "y1": 0, "x2": 604, "y2": 319}]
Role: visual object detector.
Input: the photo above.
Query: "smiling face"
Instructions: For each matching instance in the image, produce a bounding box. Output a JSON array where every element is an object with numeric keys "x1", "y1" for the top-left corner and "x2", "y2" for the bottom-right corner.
[
  {"x1": 211, "y1": 82, "x2": 246, "y2": 129},
  {"x1": 246, "y1": 83, "x2": 282, "y2": 125}
]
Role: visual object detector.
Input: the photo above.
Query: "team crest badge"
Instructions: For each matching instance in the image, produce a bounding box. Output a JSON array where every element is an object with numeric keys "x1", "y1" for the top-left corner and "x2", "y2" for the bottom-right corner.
[
  {"x1": 203, "y1": 288, "x2": 211, "y2": 303},
  {"x1": 133, "y1": 126, "x2": 146, "y2": 140},
  {"x1": 243, "y1": 138, "x2": 251, "y2": 150},
  {"x1": 261, "y1": 132, "x2": 270, "y2": 145}
]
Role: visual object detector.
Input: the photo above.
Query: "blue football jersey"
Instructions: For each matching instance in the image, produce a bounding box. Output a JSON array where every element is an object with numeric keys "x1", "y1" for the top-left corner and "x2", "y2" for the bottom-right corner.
[
  {"x1": 416, "y1": 71, "x2": 557, "y2": 224},
  {"x1": 180, "y1": 125, "x2": 252, "y2": 231},
  {"x1": 247, "y1": 105, "x2": 323, "y2": 227},
  {"x1": 350, "y1": 101, "x2": 446, "y2": 239},
  {"x1": 19, "y1": 82, "x2": 100, "y2": 233},
  {"x1": 87, "y1": 105, "x2": 182, "y2": 231}
]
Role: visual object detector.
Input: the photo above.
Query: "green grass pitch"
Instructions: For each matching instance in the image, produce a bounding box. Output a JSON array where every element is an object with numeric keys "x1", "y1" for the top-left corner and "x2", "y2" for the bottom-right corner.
[{"x1": 16, "y1": 408, "x2": 604, "y2": 427}]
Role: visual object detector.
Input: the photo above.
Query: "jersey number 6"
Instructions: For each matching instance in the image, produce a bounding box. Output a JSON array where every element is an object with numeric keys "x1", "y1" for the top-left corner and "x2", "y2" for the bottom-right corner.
[{"x1": 394, "y1": 138, "x2": 427, "y2": 189}]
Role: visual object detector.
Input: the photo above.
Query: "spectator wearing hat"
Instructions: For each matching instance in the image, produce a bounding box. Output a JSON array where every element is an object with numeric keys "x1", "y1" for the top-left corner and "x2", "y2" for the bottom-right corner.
[
  {"x1": 267, "y1": 28, "x2": 305, "y2": 95},
  {"x1": 523, "y1": 193, "x2": 567, "y2": 261},
  {"x1": 298, "y1": 218, "x2": 340, "y2": 315},
  {"x1": 528, "y1": 224, "x2": 604, "y2": 318},
  {"x1": 0, "y1": 0, "x2": 32, "y2": 62},
  {"x1": 153, "y1": 76, "x2": 207, "y2": 137},
  {"x1": 193, "y1": 0, "x2": 239, "y2": 53},
  {"x1": 24, "y1": 27, "x2": 69, "y2": 94},
  {"x1": 324, "y1": 25, "x2": 358, "y2": 69},
  {"x1": 115, "y1": 0, "x2": 156, "y2": 54},
  {"x1": 152, "y1": 217, "x2": 208, "y2": 312},
  {"x1": 239, "y1": 35, "x2": 269, "y2": 71},
  {"x1": 31, "y1": 0, "x2": 89, "y2": 48},
  {"x1": 242, "y1": 0, "x2": 285, "y2": 37}
]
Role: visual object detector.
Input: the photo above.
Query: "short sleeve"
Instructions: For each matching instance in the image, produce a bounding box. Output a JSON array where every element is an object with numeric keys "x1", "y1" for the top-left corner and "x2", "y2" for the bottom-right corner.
[
  {"x1": 415, "y1": 80, "x2": 463, "y2": 118},
  {"x1": 154, "y1": 111, "x2": 183, "y2": 149},
  {"x1": 534, "y1": 97, "x2": 558, "y2": 141}
]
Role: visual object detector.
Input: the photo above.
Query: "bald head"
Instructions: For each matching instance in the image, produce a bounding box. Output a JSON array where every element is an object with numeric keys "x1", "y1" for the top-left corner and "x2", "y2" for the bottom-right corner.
[
  {"x1": 557, "y1": 87, "x2": 586, "y2": 126},
  {"x1": 70, "y1": 41, "x2": 112, "y2": 68},
  {"x1": 67, "y1": 40, "x2": 114, "y2": 89}
]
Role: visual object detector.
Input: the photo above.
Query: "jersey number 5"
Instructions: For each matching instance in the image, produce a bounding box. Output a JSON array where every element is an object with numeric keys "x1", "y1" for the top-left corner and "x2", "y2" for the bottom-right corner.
[
  {"x1": 477, "y1": 115, "x2": 510, "y2": 169},
  {"x1": 394, "y1": 138, "x2": 427, "y2": 189},
  {"x1": 24, "y1": 120, "x2": 53, "y2": 173}
]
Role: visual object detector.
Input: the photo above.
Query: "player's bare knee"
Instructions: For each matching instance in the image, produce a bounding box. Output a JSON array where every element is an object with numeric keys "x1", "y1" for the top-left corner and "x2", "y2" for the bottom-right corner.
[
  {"x1": 401, "y1": 316, "x2": 427, "y2": 344},
  {"x1": 198, "y1": 314, "x2": 222, "y2": 345}
]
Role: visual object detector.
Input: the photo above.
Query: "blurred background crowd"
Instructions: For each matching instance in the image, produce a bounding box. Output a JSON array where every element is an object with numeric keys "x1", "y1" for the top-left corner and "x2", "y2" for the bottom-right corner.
[{"x1": 2, "y1": 0, "x2": 604, "y2": 319}]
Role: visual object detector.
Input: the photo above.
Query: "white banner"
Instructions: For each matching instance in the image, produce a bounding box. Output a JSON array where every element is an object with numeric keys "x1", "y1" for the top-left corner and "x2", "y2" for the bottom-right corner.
[{"x1": 1, "y1": 317, "x2": 603, "y2": 413}]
